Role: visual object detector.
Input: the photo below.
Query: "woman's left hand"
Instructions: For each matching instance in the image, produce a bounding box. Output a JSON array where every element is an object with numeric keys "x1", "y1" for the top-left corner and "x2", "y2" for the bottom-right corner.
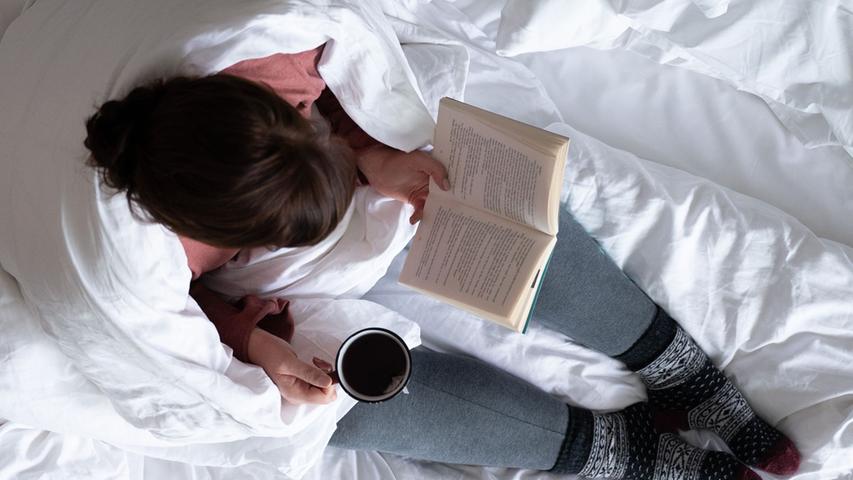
[
  {"x1": 356, "y1": 145, "x2": 450, "y2": 224},
  {"x1": 248, "y1": 328, "x2": 337, "y2": 405}
]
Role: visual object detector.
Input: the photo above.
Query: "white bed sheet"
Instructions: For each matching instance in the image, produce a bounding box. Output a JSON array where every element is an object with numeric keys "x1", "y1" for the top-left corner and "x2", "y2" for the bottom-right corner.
[
  {"x1": 454, "y1": 0, "x2": 853, "y2": 250},
  {"x1": 522, "y1": 47, "x2": 853, "y2": 249},
  {"x1": 2, "y1": 1, "x2": 852, "y2": 479},
  {"x1": 304, "y1": 121, "x2": 853, "y2": 480},
  {"x1": 304, "y1": 2, "x2": 853, "y2": 479},
  {"x1": 309, "y1": 2, "x2": 853, "y2": 479}
]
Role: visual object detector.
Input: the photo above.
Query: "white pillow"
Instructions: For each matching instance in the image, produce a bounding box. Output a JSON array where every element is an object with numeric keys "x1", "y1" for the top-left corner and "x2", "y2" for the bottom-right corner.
[
  {"x1": 612, "y1": 0, "x2": 853, "y2": 154},
  {"x1": 496, "y1": 0, "x2": 631, "y2": 56},
  {"x1": 497, "y1": 0, "x2": 853, "y2": 155},
  {"x1": 495, "y1": 0, "x2": 729, "y2": 57}
]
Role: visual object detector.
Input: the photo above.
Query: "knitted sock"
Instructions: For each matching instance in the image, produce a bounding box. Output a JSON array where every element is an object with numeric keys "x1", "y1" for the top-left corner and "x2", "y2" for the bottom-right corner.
[
  {"x1": 551, "y1": 403, "x2": 757, "y2": 480},
  {"x1": 616, "y1": 309, "x2": 801, "y2": 475}
]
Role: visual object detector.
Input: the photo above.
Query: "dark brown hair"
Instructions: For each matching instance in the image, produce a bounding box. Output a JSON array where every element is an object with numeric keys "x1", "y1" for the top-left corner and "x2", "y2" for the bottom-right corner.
[{"x1": 84, "y1": 74, "x2": 356, "y2": 249}]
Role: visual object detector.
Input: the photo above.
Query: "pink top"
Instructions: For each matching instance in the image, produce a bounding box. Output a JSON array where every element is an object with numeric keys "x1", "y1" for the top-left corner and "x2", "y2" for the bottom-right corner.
[
  {"x1": 185, "y1": 45, "x2": 377, "y2": 362},
  {"x1": 221, "y1": 48, "x2": 326, "y2": 120}
]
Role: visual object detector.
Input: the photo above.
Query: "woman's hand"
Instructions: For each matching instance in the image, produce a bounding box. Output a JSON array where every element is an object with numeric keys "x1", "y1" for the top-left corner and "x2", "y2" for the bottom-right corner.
[
  {"x1": 247, "y1": 328, "x2": 337, "y2": 405},
  {"x1": 356, "y1": 145, "x2": 450, "y2": 224}
]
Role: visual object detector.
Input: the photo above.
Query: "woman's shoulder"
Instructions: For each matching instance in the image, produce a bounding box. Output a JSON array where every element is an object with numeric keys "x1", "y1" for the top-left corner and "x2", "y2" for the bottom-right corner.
[{"x1": 220, "y1": 46, "x2": 326, "y2": 116}]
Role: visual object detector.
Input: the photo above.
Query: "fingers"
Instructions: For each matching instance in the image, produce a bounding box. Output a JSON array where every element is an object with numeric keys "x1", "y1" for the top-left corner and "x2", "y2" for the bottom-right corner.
[
  {"x1": 408, "y1": 185, "x2": 428, "y2": 224},
  {"x1": 285, "y1": 357, "x2": 334, "y2": 389},
  {"x1": 413, "y1": 152, "x2": 450, "y2": 190},
  {"x1": 275, "y1": 374, "x2": 337, "y2": 404},
  {"x1": 312, "y1": 357, "x2": 333, "y2": 371},
  {"x1": 276, "y1": 357, "x2": 337, "y2": 404},
  {"x1": 313, "y1": 357, "x2": 339, "y2": 385},
  {"x1": 409, "y1": 198, "x2": 426, "y2": 224}
]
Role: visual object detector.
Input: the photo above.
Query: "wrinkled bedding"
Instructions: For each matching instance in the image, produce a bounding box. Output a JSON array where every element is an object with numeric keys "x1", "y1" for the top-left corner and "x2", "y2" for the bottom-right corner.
[
  {"x1": 1, "y1": 1, "x2": 852, "y2": 480},
  {"x1": 496, "y1": 0, "x2": 853, "y2": 158},
  {"x1": 0, "y1": 0, "x2": 430, "y2": 477},
  {"x1": 0, "y1": 0, "x2": 27, "y2": 41}
]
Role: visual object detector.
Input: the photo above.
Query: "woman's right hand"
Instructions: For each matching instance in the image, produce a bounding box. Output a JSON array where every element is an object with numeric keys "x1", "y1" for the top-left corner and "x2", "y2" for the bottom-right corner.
[
  {"x1": 355, "y1": 145, "x2": 450, "y2": 224},
  {"x1": 247, "y1": 328, "x2": 337, "y2": 405}
]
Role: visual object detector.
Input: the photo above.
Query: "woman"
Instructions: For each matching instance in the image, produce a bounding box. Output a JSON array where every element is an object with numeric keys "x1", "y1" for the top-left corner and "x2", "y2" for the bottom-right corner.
[{"x1": 83, "y1": 46, "x2": 799, "y2": 480}]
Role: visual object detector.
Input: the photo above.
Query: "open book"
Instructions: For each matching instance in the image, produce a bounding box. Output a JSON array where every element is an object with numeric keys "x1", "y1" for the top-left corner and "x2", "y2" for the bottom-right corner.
[{"x1": 399, "y1": 98, "x2": 570, "y2": 332}]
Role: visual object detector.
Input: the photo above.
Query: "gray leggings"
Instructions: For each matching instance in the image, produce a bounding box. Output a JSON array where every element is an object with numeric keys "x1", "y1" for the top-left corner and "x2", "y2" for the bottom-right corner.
[{"x1": 329, "y1": 210, "x2": 657, "y2": 469}]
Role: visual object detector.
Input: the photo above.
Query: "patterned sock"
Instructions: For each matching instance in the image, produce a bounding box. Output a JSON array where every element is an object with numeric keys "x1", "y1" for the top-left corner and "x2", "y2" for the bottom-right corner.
[
  {"x1": 551, "y1": 403, "x2": 758, "y2": 479},
  {"x1": 617, "y1": 309, "x2": 801, "y2": 475}
]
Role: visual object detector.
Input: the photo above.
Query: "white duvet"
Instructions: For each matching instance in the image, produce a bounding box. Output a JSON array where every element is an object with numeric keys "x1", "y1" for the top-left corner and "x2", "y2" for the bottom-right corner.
[
  {"x1": 0, "y1": 0, "x2": 433, "y2": 477},
  {"x1": 1, "y1": 1, "x2": 852, "y2": 480}
]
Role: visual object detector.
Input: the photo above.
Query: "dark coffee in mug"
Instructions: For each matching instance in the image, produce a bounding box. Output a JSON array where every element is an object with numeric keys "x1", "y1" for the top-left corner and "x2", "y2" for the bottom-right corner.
[{"x1": 335, "y1": 328, "x2": 411, "y2": 402}]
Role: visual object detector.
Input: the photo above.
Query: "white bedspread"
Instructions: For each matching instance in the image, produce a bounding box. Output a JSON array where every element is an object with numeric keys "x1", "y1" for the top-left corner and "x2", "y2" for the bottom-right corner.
[{"x1": 1, "y1": 1, "x2": 852, "y2": 479}]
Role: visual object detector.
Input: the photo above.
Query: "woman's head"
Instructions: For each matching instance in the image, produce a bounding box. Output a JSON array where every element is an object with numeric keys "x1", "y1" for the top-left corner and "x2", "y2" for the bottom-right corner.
[{"x1": 84, "y1": 74, "x2": 356, "y2": 249}]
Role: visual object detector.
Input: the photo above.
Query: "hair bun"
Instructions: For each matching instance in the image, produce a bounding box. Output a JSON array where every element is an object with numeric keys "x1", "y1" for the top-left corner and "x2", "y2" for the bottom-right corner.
[{"x1": 84, "y1": 83, "x2": 164, "y2": 191}]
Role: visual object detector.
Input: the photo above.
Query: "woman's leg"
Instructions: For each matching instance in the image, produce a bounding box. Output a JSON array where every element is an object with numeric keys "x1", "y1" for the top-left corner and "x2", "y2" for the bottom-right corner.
[
  {"x1": 330, "y1": 210, "x2": 795, "y2": 476},
  {"x1": 533, "y1": 209, "x2": 656, "y2": 356},
  {"x1": 330, "y1": 348, "x2": 752, "y2": 479},
  {"x1": 531, "y1": 209, "x2": 799, "y2": 475},
  {"x1": 330, "y1": 348, "x2": 569, "y2": 470}
]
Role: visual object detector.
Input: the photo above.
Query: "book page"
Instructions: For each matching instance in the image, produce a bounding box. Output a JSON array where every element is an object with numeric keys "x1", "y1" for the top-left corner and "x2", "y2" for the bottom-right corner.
[
  {"x1": 432, "y1": 101, "x2": 558, "y2": 234},
  {"x1": 400, "y1": 194, "x2": 553, "y2": 319}
]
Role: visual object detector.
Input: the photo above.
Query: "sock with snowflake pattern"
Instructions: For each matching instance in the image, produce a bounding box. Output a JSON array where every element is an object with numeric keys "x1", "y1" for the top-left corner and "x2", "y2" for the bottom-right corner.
[
  {"x1": 615, "y1": 309, "x2": 800, "y2": 475},
  {"x1": 551, "y1": 402, "x2": 758, "y2": 479}
]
